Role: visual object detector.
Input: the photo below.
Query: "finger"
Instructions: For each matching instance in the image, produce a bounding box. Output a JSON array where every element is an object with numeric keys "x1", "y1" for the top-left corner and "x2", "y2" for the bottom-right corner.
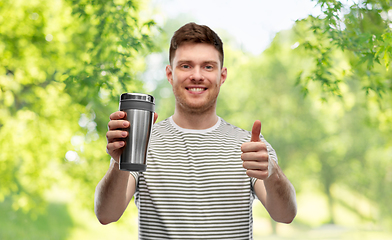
[
  {"x1": 154, "y1": 112, "x2": 158, "y2": 124},
  {"x1": 106, "y1": 141, "x2": 125, "y2": 152},
  {"x1": 243, "y1": 161, "x2": 268, "y2": 170},
  {"x1": 251, "y1": 120, "x2": 262, "y2": 142},
  {"x1": 241, "y1": 142, "x2": 267, "y2": 153},
  {"x1": 106, "y1": 130, "x2": 128, "y2": 142},
  {"x1": 241, "y1": 151, "x2": 269, "y2": 161},
  {"x1": 108, "y1": 119, "x2": 130, "y2": 130},
  {"x1": 246, "y1": 169, "x2": 269, "y2": 180},
  {"x1": 109, "y1": 111, "x2": 127, "y2": 120}
]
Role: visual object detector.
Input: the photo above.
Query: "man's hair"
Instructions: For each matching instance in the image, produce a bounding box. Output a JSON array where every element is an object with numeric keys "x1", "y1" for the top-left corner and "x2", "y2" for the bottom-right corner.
[{"x1": 169, "y1": 22, "x2": 224, "y2": 68}]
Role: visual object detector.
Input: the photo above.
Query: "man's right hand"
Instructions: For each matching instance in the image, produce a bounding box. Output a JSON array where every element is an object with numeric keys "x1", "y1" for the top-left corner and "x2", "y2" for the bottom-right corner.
[{"x1": 106, "y1": 111, "x2": 158, "y2": 163}]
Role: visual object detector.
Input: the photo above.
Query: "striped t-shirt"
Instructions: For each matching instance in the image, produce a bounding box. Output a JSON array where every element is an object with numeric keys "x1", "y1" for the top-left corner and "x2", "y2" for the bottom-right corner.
[{"x1": 130, "y1": 117, "x2": 278, "y2": 240}]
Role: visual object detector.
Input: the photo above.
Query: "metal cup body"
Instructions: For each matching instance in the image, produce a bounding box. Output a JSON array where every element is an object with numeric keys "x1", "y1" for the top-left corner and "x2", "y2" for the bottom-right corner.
[{"x1": 119, "y1": 93, "x2": 154, "y2": 172}]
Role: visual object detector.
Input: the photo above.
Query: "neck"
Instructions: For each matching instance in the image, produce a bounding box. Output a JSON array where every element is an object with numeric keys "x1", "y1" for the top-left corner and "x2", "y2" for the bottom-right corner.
[{"x1": 172, "y1": 106, "x2": 219, "y2": 130}]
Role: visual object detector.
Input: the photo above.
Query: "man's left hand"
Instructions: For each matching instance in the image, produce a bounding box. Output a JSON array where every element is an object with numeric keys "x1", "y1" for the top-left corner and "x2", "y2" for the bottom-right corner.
[{"x1": 241, "y1": 120, "x2": 270, "y2": 180}]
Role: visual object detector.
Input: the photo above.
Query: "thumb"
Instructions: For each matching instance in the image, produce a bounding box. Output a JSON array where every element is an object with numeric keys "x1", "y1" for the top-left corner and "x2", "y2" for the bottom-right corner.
[
  {"x1": 251, "y1": 120, "x2": 262, "y2": 142},
  {"x1": 153, "y1": 112, "x2": 158, "y2": 124}
]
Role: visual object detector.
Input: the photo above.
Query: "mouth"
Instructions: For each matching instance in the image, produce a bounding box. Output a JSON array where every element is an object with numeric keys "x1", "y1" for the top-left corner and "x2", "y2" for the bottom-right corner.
[{"x1": 185, "y1": 87, "x2": 207, "y2": 93}]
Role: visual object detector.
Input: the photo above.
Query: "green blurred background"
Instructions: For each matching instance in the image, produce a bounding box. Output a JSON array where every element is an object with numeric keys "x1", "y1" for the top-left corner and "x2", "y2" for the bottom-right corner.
[{"x1": 1, "y1": 0, "x2": 391, "y2": 239}]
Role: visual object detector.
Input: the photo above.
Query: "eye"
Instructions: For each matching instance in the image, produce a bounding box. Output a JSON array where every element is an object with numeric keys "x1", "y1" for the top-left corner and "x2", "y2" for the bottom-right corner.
[
  {"x1": 181, "y1": 64, "x2": 190, "y2": 69},
  {"x1": 205, "y1": 65, "x2": 213, "y2": 70}
]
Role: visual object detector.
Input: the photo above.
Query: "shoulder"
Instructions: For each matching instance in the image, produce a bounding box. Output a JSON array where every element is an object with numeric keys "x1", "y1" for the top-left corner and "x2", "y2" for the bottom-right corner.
[
  {"x1": 153, "y1": 117, "x2": 169, "y2": 128},
  {"x1": 152, "y1": 118, "x2": 170, "y2": 133},
  {"x1": 151, "y1": 117, "x2": 178, "y2": 139},
  {"x1": 217, "y1": 118, "x2": 251, "y2": 141}
]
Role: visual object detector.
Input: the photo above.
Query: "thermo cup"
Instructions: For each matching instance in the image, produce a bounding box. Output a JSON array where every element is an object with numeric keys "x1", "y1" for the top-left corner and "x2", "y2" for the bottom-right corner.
[{"x1": 119, "y1": 93, "x2": 155, "y2": 172}]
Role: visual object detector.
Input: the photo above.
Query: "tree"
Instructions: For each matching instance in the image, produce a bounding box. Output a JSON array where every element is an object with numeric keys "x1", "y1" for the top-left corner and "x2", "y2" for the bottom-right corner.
[
  {"x1": 297, "y1": 0, "x2": 392, "y2": 102},
  {"x1": 145, "y1": 14, "x2": 392, "y2": 228},
  {"x1": 0, "y1": 0, "x2": 157, "y2": 215},
  {"x1": 295, "y1": 3, "x2": 392, "y2": 225},
  {"x1": 217, "y1": 24, "x2": 391, "y2": 227}
]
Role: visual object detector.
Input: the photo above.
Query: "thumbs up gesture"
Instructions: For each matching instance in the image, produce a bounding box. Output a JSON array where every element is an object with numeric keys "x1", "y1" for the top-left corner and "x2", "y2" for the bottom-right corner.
[{"x1": 241, "y1": 120, "x2": 270, "y2": 180}]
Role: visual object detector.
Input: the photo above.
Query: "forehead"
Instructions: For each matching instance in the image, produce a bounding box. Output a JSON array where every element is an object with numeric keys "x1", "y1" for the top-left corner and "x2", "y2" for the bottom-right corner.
[{"x1": 172, "y1": 43, "x2": 221, "y2": 65}]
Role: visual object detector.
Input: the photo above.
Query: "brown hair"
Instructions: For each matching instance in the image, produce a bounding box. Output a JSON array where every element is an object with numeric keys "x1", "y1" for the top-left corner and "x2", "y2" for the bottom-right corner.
[{"x1": 169, "y1": 22, "x2": 224, "y2": 68}]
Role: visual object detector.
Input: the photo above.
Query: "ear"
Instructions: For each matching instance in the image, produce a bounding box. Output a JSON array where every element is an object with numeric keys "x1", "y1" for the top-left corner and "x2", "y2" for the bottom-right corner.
[
  {"x1": 220, "y1": 67, "x2": 227, "y2": 86},
  {"x1": 166, "y1": 65, "x2": 173, "y2": 85}
]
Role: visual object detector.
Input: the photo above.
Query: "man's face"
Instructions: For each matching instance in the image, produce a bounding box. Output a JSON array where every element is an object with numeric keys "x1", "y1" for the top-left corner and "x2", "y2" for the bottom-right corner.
[{"x1": 166, "y1": 43, "x2": 227, "y2": 114}]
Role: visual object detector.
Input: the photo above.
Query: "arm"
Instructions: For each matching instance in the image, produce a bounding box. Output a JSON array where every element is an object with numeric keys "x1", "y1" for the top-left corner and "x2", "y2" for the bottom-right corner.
[
  {"x1": 94, "y1": 111, "x2": 158, "y2": 224},
  {"x1": 253, "y1": 161, "x2": 297, "y2": 223},
  {"x1": 94, "y1": 160, "x2": 136, "y2": 225},
  {"x1": 241, "y1": 120, "x2": 297, "y2": 223}
]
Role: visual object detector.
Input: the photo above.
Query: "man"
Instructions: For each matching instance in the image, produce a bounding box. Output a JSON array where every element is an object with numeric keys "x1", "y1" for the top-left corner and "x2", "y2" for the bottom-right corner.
[{"x1": 95, "y1": 22, "x2": 297, "y2": 239}]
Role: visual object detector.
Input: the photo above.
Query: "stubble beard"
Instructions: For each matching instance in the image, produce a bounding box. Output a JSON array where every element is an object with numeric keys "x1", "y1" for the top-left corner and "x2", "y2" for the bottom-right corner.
[{"x1": 174, "y1": 89, "x2": 219, "y2": 115}]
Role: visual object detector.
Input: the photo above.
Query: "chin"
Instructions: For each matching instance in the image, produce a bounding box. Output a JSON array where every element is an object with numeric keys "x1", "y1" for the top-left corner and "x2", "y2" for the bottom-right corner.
[{"x1": 184, "y1": 102, "x2": 216, "y2": 114}]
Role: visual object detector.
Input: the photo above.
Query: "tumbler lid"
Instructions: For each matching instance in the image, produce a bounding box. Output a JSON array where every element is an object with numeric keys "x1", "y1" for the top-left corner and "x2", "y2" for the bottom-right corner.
[
  {"x1": 119, "y1": 93, "x2": 155, "y2": 112},
  {"x1": 120, "y1": 93, "x2": 154, "y2": 104}
]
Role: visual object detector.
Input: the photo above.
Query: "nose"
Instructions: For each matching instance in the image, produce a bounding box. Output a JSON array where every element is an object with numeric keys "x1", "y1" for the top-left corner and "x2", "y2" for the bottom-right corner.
[{"x1": 190, "y1": 67, "x2": 204, "y2": 81}]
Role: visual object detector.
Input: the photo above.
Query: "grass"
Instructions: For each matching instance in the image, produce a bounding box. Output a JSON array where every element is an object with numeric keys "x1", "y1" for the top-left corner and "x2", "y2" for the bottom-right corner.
[
  {"x1": 0, "y1": 197, "x2": 73, "y2": 240},
  {"x1": 1, "y1": 188, "x2": 391, "y2": 240},
  {"x1": 252, "y1": 200, "x2": 392, "y2": 240},
  {"x1": 0, "y1": 188, "x2": 139, "y2": 240}
]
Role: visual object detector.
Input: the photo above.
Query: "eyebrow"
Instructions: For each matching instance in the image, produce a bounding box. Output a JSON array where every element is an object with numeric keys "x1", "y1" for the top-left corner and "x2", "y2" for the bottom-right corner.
[
  {"x1": 203, "y1": 61, "x2": 219, "y2": 66},
  {"x1": 176, "y1": 60, "x2": 219, "y2": 66},
  {"x1": 176, "y1": 60, "x2": 192, "y2": 65}
]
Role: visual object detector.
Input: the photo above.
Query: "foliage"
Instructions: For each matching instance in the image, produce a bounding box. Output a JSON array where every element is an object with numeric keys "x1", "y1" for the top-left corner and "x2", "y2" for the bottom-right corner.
[
  {"x1": 297, "y1": 0, "x2": 392, "y2": 100},
  {"x1": 143, "y1": 15, "x2": 392, "y2": 228},
  {"x1": 217, "y1": 26, "x2": 391, "y2": 227},
  {"x1": 2, "y1": 0, "x2": 392, "y2": 237},
  {"x1": 0, "y1": 197, "x2": 73, "y2": 240},
  {"x1": 0, "y1": 0, "x2": 157, "y2": 215}
]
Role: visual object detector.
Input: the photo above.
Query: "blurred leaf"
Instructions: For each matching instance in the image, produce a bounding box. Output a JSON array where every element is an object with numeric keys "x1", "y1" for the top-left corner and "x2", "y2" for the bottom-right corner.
[{"x1": 0, "y1": 0, "x2": 157, "y2": 215}]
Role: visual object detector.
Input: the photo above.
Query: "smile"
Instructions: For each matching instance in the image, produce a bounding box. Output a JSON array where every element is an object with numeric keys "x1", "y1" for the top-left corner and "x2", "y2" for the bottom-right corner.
[{"x1": 186, "y1": 87, "x2": 207, "y2": 92}]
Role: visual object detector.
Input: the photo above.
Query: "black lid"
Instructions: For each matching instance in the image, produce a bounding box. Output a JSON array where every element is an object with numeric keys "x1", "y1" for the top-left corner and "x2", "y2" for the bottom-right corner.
[
  {"x1": 120, "y1": 93, "x2": 154, "y2": 103},
  {"x1": 119, "y1": 93, "x2": 155, "y2": 112}
]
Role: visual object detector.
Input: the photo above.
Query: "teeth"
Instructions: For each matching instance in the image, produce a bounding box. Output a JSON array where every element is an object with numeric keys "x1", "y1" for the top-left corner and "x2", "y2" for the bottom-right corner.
[{"x1": 188, "y1": 88, "x2": 205, "y2": 92}]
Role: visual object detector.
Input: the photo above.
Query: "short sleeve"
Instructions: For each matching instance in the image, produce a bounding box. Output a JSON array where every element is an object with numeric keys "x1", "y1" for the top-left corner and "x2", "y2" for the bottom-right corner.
[
  {"x1": 110, "y1": 158, "x2": 140, "y2": 188},
  {"x1": 250, "y1": 177, "x2": 258, "y2": 200},
  {"x1": 250, "y1": 134, "x2": 279, "y2": 197},
  {"x1": 130, "y1": 171, "x2": 140, "y2": 187},
  {"x1": 260, "y1": 134, "x2": 278, "y2": 178},
  {"x1": 260, "y1": 135, "x2": 278, "y2": 164}
]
